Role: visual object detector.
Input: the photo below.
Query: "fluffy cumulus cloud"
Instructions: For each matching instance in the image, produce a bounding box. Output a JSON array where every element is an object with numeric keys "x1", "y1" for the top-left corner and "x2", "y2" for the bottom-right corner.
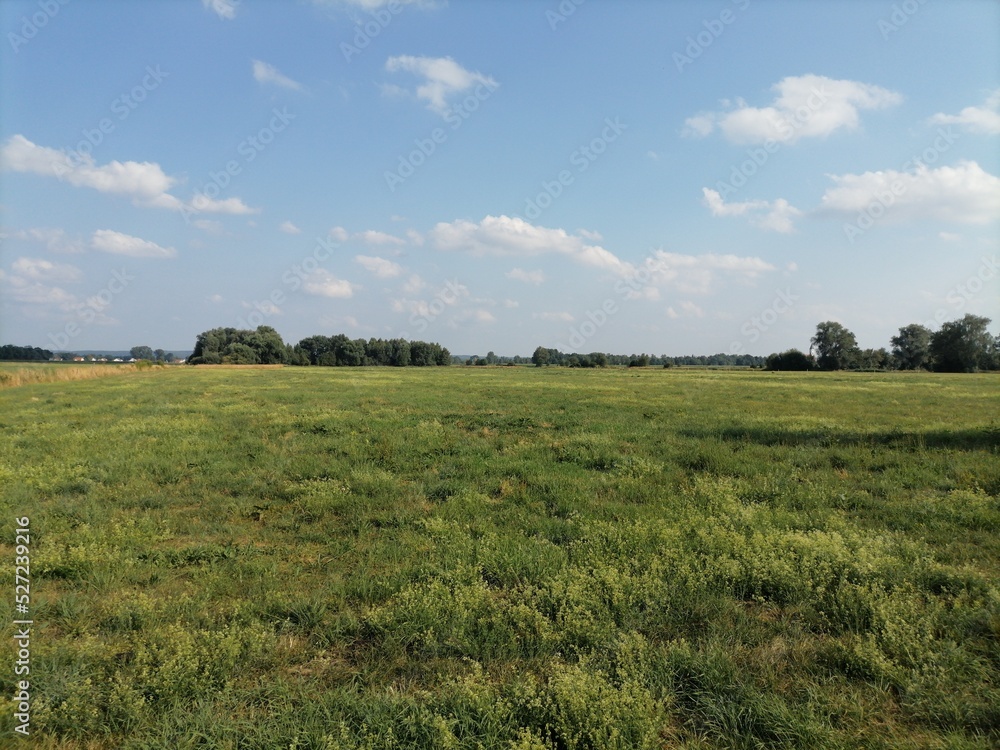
[
  {"x1": 1, "y1": 134, "x2": 174, "y2": 199},
  {"x1": 357, "y1": 230, "x2": 405, "y2": 246},
  {"x1": 303, "y1": 269, "x2": 355, "y2": 298},
  {"x1": 91, "y1": 229, "x2": 176, "y2": 258},
  {"x1": 638, "y1": 250, "x2": 776, "y2": 295},
  {"x1": 702, "y1": 188, "x2": 802, "y2": 233},
  {"x1": 0, "y1": 258, "x2": 119, "y2": 325},
  {"x1": 429, "y1": 215, "x2": 632, "y2": 276},
  {"x1": 820, "y1": 160, "x2": 1000, "y2": 224},
  {"x1": 930, "y1": 89, "x2": 1000, "y2": 135},
  {"x1": 252, "y1": 60, "x2": 303, "y2": 91},
  {"x1": 384, "y1": 55, "x2": 497, "y2": 115},
  {"x1": 0, "y1": 135, "x2": 258, "y2": 216},
  {"x1": 10, "y1": 257, "x2": 82, "y2": 283},
  {"x1": 684, "y1": 74, "x2": 902, "y2": 144},
  {"x1": 6, "y1": 227, "x2": 84, "y2": 254},
  {"x1": 279, "y1": 221, "x2": 302, "y2": 234},
  {"x1": 355, "y1": 254, "x2": 403, "y2": 278}
]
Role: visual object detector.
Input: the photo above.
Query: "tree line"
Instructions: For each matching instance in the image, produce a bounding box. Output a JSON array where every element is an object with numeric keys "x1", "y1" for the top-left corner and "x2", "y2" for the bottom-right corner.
[
  {"x1": 186, "y1": 326, "x2": 450, "y2": 367},
  {"x1": 0, "y1": 345, "x2": 52, "y2": 361},
  {"x1": 530, "y1": 348, "x2": 765, "y2": 368},
  {"x1": 767, "y1": 314, "x2": 999, "y2": 373}
]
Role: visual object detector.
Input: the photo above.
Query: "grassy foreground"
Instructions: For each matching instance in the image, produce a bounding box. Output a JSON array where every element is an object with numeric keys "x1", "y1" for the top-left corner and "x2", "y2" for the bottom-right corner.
[{"x1": 1, "y1": 366, "x2": 998, "y2": 749}]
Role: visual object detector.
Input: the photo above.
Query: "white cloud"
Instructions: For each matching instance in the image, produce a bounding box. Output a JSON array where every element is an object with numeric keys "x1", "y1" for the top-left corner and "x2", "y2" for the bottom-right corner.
[
  {"x1": 640, "y1": 250, "x2": 776, "y2": 295},
  {"x1": 7, "y1": 227, "x2": 84, "y2": 253},
  {"x1": 686, "y1": 74, "x2": 902, "y2": 144},
  {"x1": 820, "y1": 160, "x2": 1000, "y2": 224},
  {"x1": 385, "y1": 55, "x2": 497, "y2": 115},
  {"x1": 252, "y1": 60, "x2": 303, "y2": 91},
  {"x1": 2, "y1": 134, "x2": 174, "y2": 199},
  {"x1": 357, "y1": 229, "x2": 405, "y2": 246},
  {"x1": 303, "y1": 269, "x2": 355, "y2": 298},
  {"x1": 279, "y1": 220, "x2": 302, "y2": 234},
  {"x1": 930, "y1": 89, "x2": 1000, "y2": 135},
  {"x1": 939, "y1": 232, "x2": 962, "y2": 243},
  {"x1": 533, "y1": 311, "x2": 574, "y2": 322},
  {"x1": 329, "y1": 226, "x2": 350, "y2": 242},
  {"x1": 702, "y1": 188, "x2": 801, "y2": 233},
  {"x1": 189, "y1": 194, "x2": 258, "y2": 215},
  {"x1": 11, "y1": 257, "x2": 82, "y2": 283},
  {"x1": 503, "y1": 299, "x2": 519, "y2": 308},
  {"x1": 209, "y1": 294, "x2": 224, "y2": 303},
  {"x1": 2, "y1": 273, "x2": 78, "y2": 310},
  {"x1": 203, "y1": 0, "x2": 238, "y2": 19},
  {"x1": 402, "y1": 274, "x2": 425, "y2": 293},
  {"x1": 455, "y1": 308, "x2": 496, "y2": 325},
  {"x1": 1, "y1": 135, "x2": 258, "y2": 216},
  {"x1": 429, "y1": 215, "x2": 633, "y2": 276},
  {"x1": 506, "y1": 267, "x2": 545, "y2": 285},
  {"x1": 91, "y1": 229, "x2": 176, "y2": 259},
  {"x1": 355, "y1": 254, "x2": 403, "y2": 278}
]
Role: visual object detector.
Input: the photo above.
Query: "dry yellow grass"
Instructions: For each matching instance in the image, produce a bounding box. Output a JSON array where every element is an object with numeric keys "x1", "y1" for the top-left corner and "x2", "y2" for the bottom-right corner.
[{"x1": 0, "y1": 363, "x2": 159, "y2": 388}]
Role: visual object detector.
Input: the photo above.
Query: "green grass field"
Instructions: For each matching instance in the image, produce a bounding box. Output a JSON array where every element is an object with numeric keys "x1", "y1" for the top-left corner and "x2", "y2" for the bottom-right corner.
[{"x1": 1, "y1": 367, "x2": 998, "y2": 748}]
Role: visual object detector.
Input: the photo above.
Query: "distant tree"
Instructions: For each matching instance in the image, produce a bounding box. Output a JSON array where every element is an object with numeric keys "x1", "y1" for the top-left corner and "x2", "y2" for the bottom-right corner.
[
  {"x1": 930, "y1": 314, "x2": 994, "y2": 372},
  {"x1": 765, "y1": 349, "x2": 815, "y2": 371},
  {"x1": 810, "y1": 322, "x2": 859, "y2": 370},
  {"x1": 153, "y1": 348, "x2": 166, "y2": 362},
  {"x1": 532, "y1": 346, "x2": 550, "y2": 367},
  {"x1": 856, "y1": 348, "x2": 890, "y2": 370},
  {"x1": 187, "y1": 327, "x2": 287, "y2": 365},
  {"x1": 130, "y1": 345, "x2": 154, "y2": 361},
  {"x1": 890, "y1": 324, "x2": 932, "y2": 370},
  {"x1": 223, "y1": 342, "x2": 260, "y2": 364},
  {"x1": 0, "y1": 345, "x2": 53, "y2": 361}
]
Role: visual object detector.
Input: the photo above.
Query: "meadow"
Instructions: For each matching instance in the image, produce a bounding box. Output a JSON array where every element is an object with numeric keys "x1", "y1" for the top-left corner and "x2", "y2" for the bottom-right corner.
[{"x1": 0, "y1": 366, "x2": 998, "y2": 749}]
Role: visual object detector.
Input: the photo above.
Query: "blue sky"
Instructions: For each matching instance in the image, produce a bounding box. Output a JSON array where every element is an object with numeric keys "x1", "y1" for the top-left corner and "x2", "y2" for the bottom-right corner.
[{"x1": 1, "y1": 0, "x2": 998, "y2": 356}]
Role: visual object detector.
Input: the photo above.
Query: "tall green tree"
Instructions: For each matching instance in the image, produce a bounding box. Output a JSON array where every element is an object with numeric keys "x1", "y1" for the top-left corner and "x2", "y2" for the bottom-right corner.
[
  {"x1": 130, "y1": 345, "x2": 154, "y2": 360},
  {"x1": 929, "y1": 314, "x2": 994, "y2": 372},
  {"x1": 890, "y1": 324, "x2": 932, "y2": 370},
  {"x1": 810, "y1": 322, "x2": 859, "y2": 370}
]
